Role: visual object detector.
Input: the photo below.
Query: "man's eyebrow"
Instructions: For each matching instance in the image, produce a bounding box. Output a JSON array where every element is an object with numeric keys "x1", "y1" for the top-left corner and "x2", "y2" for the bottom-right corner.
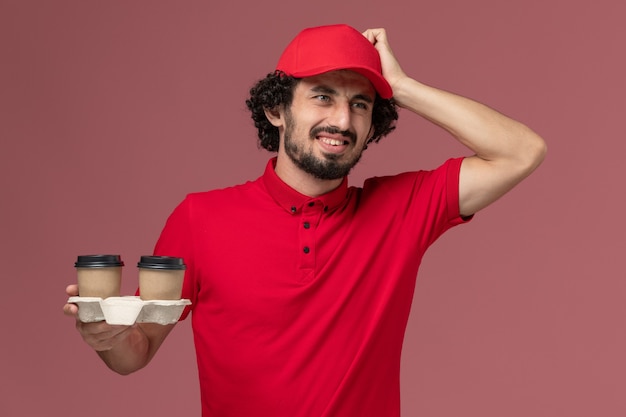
[
  {"x1": 311, "y1": 85, "x2": 337, "y2": 95},
  {"x1": 353, "y1": 93, "x2": 374, "y2": 103},
  {"x1": 310, "y1": 85, "x2": 374, "y2": 103}
]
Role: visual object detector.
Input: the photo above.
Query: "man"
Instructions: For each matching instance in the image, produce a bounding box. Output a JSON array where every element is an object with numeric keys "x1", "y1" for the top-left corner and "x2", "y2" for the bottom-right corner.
[{"x1": 64, "y1": 24, "x2": 546, "y2": 416}]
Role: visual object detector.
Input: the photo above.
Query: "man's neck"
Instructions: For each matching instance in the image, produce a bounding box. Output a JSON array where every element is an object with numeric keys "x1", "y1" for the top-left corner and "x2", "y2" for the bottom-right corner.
[{"x1": 274, "y1": 154, "x2": 343, "y2": 197}]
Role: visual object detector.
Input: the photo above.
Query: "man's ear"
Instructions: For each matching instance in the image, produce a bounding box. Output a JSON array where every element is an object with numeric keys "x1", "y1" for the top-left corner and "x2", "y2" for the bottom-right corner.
[{"x1": 264, "y1": 106, "x2": 284, "y2": 128}]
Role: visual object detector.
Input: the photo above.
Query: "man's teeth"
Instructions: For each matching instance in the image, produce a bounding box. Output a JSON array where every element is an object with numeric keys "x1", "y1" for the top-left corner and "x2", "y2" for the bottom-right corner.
[{"x1": 320, "y1": 137, "x2": 346, "y2": 146}]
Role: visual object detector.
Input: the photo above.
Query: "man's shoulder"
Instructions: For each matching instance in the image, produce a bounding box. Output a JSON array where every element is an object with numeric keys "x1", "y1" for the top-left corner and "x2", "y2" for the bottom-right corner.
[
  {"x1": 360, "y1": 168, "x2": 426, "y2": 192},
  {"x1": 362, "y1": 158, "x2": 463, "y2": 187},
  {"x1": 357, "y1": 158, "x2": 464, "y2": 200}
]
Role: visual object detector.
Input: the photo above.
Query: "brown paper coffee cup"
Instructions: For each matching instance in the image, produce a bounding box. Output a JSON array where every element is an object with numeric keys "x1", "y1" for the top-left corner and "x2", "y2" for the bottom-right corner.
[
  {"x1": 138, "y1": 256, "x2": 185, "y2": 300},
  {"x1": 75, "y1": 255, "x2": 124, "y2": 298}
]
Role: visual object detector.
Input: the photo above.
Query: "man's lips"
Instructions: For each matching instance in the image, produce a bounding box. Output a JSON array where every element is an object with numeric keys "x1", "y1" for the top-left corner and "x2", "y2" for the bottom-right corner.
[
  {"x1": 315, "y1": 134, "x2": 351, "y2": 155},
  {"x1": 316, "y1": 135, "x2": 349, "y2": 146}
]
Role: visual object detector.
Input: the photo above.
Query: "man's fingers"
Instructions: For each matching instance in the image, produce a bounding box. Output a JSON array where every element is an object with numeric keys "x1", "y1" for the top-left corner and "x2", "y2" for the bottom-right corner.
[
  {"x1": 362, "y1": 29, "x2": 375, "y2": 43},
  {"x1": 362, "y1": 28, "x2": 387, "y2": 46},
  {"x1": 63, "y1": 302, "x2": 78, "y2": 316},
  {"x1": 64, "y1": 284, "x2": 80, "y2": 316},
  {"x1": 66, "y1": 284, "x2": 79, "y2": 296}
]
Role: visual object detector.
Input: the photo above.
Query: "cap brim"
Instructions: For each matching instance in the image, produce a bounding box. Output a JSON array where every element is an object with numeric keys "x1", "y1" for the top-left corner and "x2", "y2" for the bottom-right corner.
[{"x1": 281, "y1": 65, "x2": 393, "y2": 99}]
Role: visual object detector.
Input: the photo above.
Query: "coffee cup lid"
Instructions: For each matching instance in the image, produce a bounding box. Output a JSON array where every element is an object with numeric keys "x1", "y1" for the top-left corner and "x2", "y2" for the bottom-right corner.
[
  {"x1": 75, "y1": 254, "x2": 124, "y2": 268},
  {"x1": 137, "y1": 256, "x2": 186, "y2": 270}
]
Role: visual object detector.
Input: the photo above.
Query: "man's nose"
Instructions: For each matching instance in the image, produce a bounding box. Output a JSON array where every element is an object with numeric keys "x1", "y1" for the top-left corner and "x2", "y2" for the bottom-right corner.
[{"x1": 327, "y1": 103, "x2": 352, "y2": 131}]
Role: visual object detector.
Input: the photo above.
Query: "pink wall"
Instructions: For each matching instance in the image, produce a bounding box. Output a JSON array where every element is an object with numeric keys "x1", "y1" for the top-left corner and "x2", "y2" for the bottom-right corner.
[{"x1": 2, "y1": 0, "x2": 625, "y2": 415}]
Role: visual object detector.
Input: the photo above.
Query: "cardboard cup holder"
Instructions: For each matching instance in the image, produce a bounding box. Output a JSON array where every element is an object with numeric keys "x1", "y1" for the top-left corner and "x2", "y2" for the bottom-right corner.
[{"x1": 68, "y1": 296, "x2": 191, "y2": 325}]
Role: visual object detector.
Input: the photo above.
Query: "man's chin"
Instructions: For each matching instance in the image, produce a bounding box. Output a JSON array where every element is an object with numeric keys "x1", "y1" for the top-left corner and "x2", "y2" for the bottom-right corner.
[
  {"x1": 307, "y1": 160, "x2": 357, "y2": 180},
  {"x1": 286, "y1": 144, "x2": 361, "y2": 180}
]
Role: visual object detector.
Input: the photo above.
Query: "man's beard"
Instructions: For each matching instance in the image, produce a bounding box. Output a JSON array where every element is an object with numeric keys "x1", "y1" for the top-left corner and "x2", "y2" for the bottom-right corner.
[{"x1": 283, "y1": 110, "x2": 364, "y2": 181}]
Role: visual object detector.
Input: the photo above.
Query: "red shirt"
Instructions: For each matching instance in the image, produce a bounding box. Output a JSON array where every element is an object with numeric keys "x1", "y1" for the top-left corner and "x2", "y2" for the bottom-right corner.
[{"x1": 154, "y1": 157, "x2": 470, "y2": 417}]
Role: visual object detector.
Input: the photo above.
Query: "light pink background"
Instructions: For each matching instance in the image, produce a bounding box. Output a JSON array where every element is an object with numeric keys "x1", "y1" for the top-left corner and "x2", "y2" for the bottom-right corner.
[{"x1": 1, "y1": 1, "x2": 625, "y2": 416}]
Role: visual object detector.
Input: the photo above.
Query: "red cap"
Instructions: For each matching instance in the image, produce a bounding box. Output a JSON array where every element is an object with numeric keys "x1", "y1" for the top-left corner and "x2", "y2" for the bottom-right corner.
[{"x1": 276, "y1": 24, "x2": 393, "y2": 99}]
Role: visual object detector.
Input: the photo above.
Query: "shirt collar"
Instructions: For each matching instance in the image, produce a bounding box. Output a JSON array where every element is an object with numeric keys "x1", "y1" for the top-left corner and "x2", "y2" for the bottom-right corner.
[{"x1": 261, "y1": 157, "x2": 349, "y2": 214}]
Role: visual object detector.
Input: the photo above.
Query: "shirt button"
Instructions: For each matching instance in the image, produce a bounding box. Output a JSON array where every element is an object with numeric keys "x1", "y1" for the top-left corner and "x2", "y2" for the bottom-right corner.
[
  {"x1": 303, "y1": 246, "x2": 310, "y2": 254},
  {"x1": 290, "y1": 206, "x2": 296, "y2": 213},
  {"x1": 308, "y1": 202, "x2": 315, "y2": 207},
  {"x1": 303, "y1": 222, "x2": 310, "y2": 229}
]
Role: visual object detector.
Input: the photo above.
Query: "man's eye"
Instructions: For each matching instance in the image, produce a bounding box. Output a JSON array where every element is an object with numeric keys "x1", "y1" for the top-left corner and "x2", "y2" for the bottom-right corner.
[
  {"x1": 315, "y1": 95, "x2": 330, "y2": 102},
  {"x1": 352, "y1": 102, "x2": 368, "y2": 110}
]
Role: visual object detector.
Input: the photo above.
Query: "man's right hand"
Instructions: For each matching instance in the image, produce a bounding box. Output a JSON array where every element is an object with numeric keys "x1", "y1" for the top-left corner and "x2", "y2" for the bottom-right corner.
[
  {"x1": 63, "y1": 284, "x2": 176, "y2": 374},
  {"x1": 63, "y1": 284, "x2": 134, "y2": 352}
]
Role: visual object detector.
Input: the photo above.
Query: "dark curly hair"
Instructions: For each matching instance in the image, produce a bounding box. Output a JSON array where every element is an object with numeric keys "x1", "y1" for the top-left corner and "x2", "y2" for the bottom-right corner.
[{"x1": 245, "y1": 71, "x2": 399, "y2": 152}]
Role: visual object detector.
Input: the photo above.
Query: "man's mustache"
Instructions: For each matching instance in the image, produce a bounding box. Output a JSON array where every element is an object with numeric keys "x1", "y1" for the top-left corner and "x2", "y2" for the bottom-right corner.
[{"x1": 310, "y1": 126, "x2": 357, "y2": 143}]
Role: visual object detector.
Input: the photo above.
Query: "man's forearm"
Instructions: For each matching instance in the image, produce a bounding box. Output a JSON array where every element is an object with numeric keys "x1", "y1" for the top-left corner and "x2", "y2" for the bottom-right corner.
[{"x1": 393, "y1": 77, "x2": 544, "y2": 168}]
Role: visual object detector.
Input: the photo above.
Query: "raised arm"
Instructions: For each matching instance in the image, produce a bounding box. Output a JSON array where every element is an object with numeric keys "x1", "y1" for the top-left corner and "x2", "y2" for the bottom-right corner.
[
  {"x1": 64, "y1": 284, "x2": 175, "y2": 375},
  {"x1": 363, "y1": 28, "x2": 547, "y2": 217}
]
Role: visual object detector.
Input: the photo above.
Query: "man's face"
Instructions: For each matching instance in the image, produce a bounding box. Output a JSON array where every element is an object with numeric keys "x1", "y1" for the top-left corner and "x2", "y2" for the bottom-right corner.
[{"x1": 279, "y1": 71, "x2": 375, "y2": 180}]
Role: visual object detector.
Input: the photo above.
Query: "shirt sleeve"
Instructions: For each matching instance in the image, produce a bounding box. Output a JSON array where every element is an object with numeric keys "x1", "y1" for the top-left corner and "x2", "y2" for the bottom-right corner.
[
  {"x1": 444, "y1": 157, "x2": 473, "y2": 225},
  {"x1": 153, "y1": 195, "x2": 197, "y2": 320},
  {"x1": 415, "y1": 157, "x2": 472, "y2": 246}
]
